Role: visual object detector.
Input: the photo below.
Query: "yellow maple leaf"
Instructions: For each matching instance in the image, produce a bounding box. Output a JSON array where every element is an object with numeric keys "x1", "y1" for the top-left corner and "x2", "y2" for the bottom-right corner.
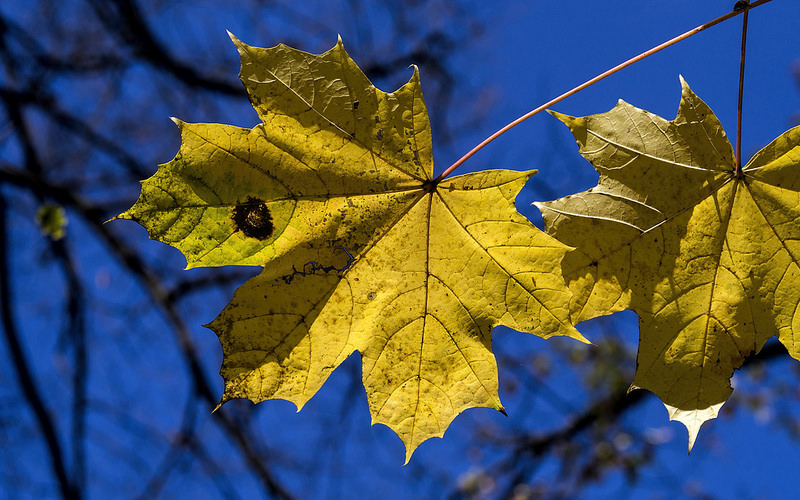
[
  {"x1": 537, "y1": 77, "x2": 800, "y2": 449},
  {"x1": 115, "y1": 33, "x2": 585, "y2": 461}
]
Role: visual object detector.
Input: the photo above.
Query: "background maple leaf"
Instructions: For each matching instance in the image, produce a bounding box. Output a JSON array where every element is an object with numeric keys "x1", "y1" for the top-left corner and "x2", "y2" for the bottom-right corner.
[{"x1": 538, "y1": 78, "x2": 800, "y2": 448}]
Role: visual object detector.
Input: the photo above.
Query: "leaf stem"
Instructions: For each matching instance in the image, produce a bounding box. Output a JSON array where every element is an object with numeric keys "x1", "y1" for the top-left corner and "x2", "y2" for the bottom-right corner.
[
  {"x1": 436, "y1": 0, "x2": 774, "y2": 182},
  {"x1": 735, "y1": 3, "x2": 751, "y2": 175}
]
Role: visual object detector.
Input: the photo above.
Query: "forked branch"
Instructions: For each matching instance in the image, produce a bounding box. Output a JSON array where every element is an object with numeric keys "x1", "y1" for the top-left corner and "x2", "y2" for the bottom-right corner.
[{"x1": 436, "y1": 0, "x2": 773, "y2": 182}]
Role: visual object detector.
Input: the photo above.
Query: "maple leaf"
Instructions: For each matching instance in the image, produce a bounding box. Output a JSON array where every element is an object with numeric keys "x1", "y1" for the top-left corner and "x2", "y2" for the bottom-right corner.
[
  {"x1": 115, "y1": 33, "x2": 585, "y2": 461},
  {"x1": 536, "y1": 77, "x2": 800, "y2": 449}
]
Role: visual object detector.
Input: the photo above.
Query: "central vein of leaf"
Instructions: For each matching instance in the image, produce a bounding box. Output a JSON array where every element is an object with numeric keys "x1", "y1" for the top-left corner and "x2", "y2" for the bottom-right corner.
[{"x1": 413, "y1": 190, "x2": 435, "y2": 442}]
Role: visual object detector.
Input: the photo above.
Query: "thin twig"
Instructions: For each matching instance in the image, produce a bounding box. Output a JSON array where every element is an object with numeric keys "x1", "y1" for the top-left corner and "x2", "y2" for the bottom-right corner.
[
  {"x1": 736, "y1": 3, "x2": 751, "y2": 174},
  {"x1": 435, "y1": 0, "x2": 774, "y2": 182},
  {"x1": 134, "y1": 395, "x2": 198, "y2": 500}
]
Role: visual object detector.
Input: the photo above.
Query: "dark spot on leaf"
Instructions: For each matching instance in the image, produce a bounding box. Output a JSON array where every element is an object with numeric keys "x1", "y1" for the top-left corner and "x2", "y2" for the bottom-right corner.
[
  {"x1": 367, "y1": 292, "x2": 377, "y2": 300},
  {"x1": 353, "y1": 100, "x2": 359, "y2": 110},
  {"x1": 376, "y1": 129, "x2": 383, "y2": 141},
  {"x1": 232, "y1": 197, "x2": 274, "y2": 240}
]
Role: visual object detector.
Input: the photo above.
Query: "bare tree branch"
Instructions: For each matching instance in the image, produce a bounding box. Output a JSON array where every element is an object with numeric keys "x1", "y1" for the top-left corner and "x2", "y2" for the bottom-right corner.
[
  {"x1": 86, "y1": 0, "x2": 242, "y2": 96},
  {"x1": 0, "y1": 165, "x2": 298, "y2": 500},
  {"x1": 49, "y1": 238, "x2": 89, "y2": 497},
  {"x1": 0, "y1": 192, "x2": 81, "y2": 500}
]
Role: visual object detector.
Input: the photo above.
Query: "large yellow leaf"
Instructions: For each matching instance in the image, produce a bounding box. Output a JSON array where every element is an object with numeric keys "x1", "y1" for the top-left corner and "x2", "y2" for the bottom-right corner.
[
  {"x1": 537, "y1": 77, "x2": 800, "y2": 449},
  {"x1": 115, "y1": 34, "x2": 585, "y2": 461}
]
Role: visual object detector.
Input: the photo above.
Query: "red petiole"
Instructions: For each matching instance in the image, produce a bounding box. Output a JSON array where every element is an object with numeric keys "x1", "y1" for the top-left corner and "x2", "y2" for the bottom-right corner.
[{"x1": 435, "y1": 0, "x2": 773, "y2": 183}]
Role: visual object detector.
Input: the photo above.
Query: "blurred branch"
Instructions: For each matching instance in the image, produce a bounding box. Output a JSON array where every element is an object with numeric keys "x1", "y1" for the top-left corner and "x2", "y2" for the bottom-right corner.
[
  {"x1": 503, "y1": 389, "x2": 647, "y2": 469},
  {"x1": 134, "y1": 395, "x2": 199, "y2": 500},
  {"x1": 0, "y1": 165, "x2": 298, "y2": 500},
  {"x1": 455, "y1": 335, "x2": 793, "y2": 500},
  {"x1": 165, "y1": 269, "x2": 259, "y2": 304},
  {"x1": 50, "y1": 238, "x2": 89, "y2": 497},
  {"x1": 0, "y1": 13, "x2": 125, "y2": 75},
  {"x1": 0, "y1": 86, "x2": 150, "y2": 180},
  {"x1": 0, "y1": 0, "x2": 494, "y2": 498},
  {"x1": 86, "y1": 0, "x2": 242, "y2": 96},
  {"x1": 0, "y1": 192, "x2": 81, "y2": 500}
]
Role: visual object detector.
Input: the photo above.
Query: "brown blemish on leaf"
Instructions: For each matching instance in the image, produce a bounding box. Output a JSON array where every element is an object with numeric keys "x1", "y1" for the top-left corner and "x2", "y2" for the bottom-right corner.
[{"x1": 232, "y1": 196, "x2": 274, "y2": 240}]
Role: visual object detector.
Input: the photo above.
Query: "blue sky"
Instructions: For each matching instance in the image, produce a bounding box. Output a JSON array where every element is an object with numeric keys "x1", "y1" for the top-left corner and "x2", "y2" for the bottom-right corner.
[
  {"x1": 469, "y1": 2, "x2": 800, "y2": 498},
  {"x1": 3, "y1": 1, "x2": 800, "y2": 498},
  {"x1": 193, "y1": 1, "x2": 800, "y2": 497}
]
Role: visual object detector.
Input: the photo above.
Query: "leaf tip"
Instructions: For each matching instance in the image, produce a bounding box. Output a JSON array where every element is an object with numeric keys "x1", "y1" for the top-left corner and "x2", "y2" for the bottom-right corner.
[
  {"x1": 546, "y1": 108, "x2": 568, "y2": 121},
  {"x1": 105, "y1": 213, "x2": 124, "y2": 224},
  {"x1": 676, "y1": 75, "x2": 703, "y2": 107},
  {"x1": 211, "y1": 390, "x2": 232, "y2": 414},
  {"x1": 560, "y1": 323, "x2": 591, "y2": 344},
  {"x1": 332, "y1": 35, "x2": 351, "y2": 63},
  {"x1": 228, "y1": 31, "x2": 250, "y2": 61},
  {"x1": 547, "y1": 109, "x2": 582, "y2": 131},
  {"x1": 227, "y1": 30, "x2": 243, "y2": 47},
  {"x1": 664, "y1": 401, "x2": 724, "y2": 454},
  {"x1": 677, "y1": 74, "x2": 696, "y2": 99}
]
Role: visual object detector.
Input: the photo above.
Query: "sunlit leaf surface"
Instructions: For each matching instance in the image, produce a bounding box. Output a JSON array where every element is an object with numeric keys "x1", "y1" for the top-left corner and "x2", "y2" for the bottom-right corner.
[{"x1": 116, "y1": 34, "x2": 584, "y2": 461}]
